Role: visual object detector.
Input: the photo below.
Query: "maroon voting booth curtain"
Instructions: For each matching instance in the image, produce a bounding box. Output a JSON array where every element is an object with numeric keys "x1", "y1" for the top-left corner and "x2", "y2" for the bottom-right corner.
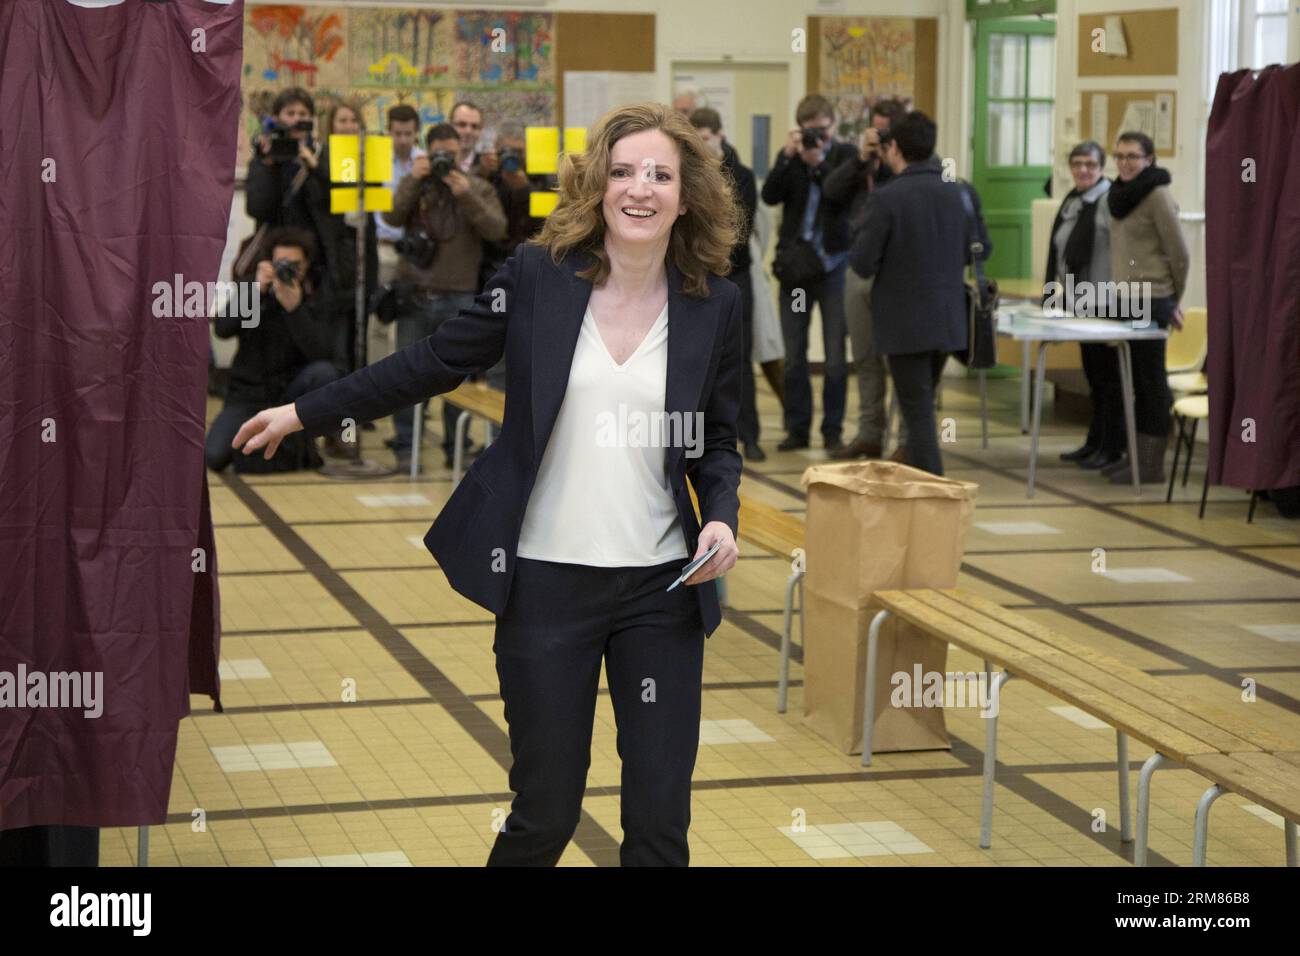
[
  {"x1": 1204, "y1": 64, "x2": 1300, "y2": 491},
  {"x1": 0, "y1": 0, "x2": 242, "y2": 829}
]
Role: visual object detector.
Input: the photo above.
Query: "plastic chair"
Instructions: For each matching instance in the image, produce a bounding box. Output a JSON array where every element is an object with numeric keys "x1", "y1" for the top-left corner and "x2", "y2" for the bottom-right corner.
[{"x1": 1167, "y1": 307, "x2": 1207, "y2": 395}]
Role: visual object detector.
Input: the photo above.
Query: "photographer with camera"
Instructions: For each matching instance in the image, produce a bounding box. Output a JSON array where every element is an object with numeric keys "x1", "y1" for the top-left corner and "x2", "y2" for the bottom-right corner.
[
  {"x1": 381, "y1": 123, "x2": 506, "y2": 471},
  {"x1": 760, "y1": 94, "x2": 857, "y2": 454},
  {"x1": 245, "y1": 89, "x2": 339, "y2": 293},
  {"x1": 206, "y1": 228, "x2": 344, "y2": 473},
  {"x1": 823, "y1": 97, "x2": 906, "y2": 461}
]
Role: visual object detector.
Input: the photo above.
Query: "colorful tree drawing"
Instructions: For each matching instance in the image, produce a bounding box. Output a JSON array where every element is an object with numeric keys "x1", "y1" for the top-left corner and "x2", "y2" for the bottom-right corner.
[{"x1": 247, "y1": 5, "x2": 346, "y2": 87}]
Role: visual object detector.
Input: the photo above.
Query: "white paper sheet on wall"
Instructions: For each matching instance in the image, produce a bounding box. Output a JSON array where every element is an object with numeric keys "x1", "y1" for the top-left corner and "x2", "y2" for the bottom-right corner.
[
  {"x1": 1090, "y1": 95, "x2": 1109, "y2": 145},
  {"x1": 1118, "y1": 99, "x2": 1156, "y2": 139},
  {"x1": 564, "y1": 71, "x2": 658, "y2": 130},
  {"x1": 672, "y1": 72, "x2": 736, "y2": 140},
  {"x1": 1154, "y1": 93, "x2": 1174, "y2": 151}
]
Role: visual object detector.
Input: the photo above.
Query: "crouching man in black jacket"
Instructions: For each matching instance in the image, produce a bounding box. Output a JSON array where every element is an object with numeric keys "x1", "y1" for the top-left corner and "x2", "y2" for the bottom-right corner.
[{"x1": 206, "y1": 227, "x2": 344, "y2": 472}]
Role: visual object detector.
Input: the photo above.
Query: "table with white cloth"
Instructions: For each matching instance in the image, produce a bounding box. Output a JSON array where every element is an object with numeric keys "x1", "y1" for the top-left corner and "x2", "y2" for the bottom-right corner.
[{"x1": 989, "y1": 306, "x2": 1170, "y2": 498}]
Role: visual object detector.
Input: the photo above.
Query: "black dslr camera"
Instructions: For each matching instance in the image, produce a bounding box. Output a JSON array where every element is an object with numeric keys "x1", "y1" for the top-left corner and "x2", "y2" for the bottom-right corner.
[
  {"x1": 272, "y1": 258, "x2": 301, "y2": 284},
  {"x1": 801, "y1": 127, "x2": 825, "y2": 150},
  {"x1": 428, "y1": 149, "x2": 456, "y2": 179},
  {"x1": 395, "y1": 231, "x2": 435, "y2": 269},
  {"x1": 266, "y1": 119, "x2": 314, "y2": 160},
  {"x1": 498, "y1": 147, "x2": 524, "y2": 174}
]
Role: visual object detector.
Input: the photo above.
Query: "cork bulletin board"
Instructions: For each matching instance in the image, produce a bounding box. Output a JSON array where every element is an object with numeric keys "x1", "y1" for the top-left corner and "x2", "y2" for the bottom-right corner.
[
  {"x1": 1077, "y1": 8, "x2": 1180, "y2": 77},
  {"x1": 1083, "y1": 89, "x2": 1178, "y2": 157},
  {"x1": 554, "y1": 12, "x2": 656, "y2": 124}
]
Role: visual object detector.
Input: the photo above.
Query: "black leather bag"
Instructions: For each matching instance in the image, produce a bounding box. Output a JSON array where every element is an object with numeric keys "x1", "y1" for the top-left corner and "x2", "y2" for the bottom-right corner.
[
  {"x1": 956, "y1": 185, "x2": 999, "y2": 370},
  {"x1": 772, "y1": 237, "x2": 826, "y2": 289}
]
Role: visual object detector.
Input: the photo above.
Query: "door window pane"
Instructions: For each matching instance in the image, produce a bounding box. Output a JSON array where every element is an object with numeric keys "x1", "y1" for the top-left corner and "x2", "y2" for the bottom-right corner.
[
  {"x1": 987, "y1": 102, "x2": 1025, "y2": 166},
  {"x1": 988, "y1": 33, "x2": 1025, "y2": 99},
  {"x1": 1027, "y1": 103, "x2": 1053, "y2": 165},
  {"x1": 1027, "y1": 35, "x2": 1054, "y2": 98}
]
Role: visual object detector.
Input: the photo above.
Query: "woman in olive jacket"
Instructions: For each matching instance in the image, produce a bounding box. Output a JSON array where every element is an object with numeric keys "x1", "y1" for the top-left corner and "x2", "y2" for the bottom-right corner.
[{"x1": 1102, "y1": 131, "x2": 1190, "y2": 484}]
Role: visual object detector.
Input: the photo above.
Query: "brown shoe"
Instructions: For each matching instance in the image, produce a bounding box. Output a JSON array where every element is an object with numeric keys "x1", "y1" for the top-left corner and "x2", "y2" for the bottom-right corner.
[{"x1": 829, "y1": 438, "x2": 882, "y2": 460}]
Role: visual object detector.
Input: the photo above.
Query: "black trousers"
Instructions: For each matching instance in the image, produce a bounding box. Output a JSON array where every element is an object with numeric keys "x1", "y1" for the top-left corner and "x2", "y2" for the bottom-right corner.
[
  {"x1": 488, "y1": 556, "x2": 705, "y2": 867},
  {"x1": 1080, "y1": 342, "x2": 1125, "y2": 453},
  {"x1": 1080, "y1": 295, "x2": 1176, "y2": 446},
  {"x1": 887, "y1": 350, "x2": 949, "y2": 476}
]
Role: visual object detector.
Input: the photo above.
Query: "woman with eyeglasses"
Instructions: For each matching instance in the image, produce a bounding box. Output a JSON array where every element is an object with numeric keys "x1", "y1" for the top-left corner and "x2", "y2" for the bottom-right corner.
[
  {"x1": 1101, "y1": 131, "x2": 1190, "y2": 485},
  {"x1": 1046, "y1": 140, "x2": 1125, "y2": 471}
]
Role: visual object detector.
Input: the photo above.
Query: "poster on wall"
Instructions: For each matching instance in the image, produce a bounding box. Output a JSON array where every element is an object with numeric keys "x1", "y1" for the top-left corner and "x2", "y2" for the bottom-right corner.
[
  {"x1": 239, "y1": 5, "x2": 556, "y2": 178},
  {"x1": 563, "y1": 71, "x2": 657, "y2": 131},
  {"x1": 818, "y1": 17, "x2": 915, "y2": 142},
  {"x1": 672, "y1": 72, "x2": 736, "y2": 139}
]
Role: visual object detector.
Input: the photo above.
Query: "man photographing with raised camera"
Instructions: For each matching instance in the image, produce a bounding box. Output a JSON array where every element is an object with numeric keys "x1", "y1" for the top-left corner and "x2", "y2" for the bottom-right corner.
[
  {"x1": 382, "y1": 122, "x2": 506, "y2": 472},
  {"x1": 206, "y1": 227, "x2": 344, "y2": 473}
]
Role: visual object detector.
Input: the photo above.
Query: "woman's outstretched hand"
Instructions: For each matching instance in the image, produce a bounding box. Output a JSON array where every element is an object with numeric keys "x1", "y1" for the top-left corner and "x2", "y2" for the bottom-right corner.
[
  {"x1": 684, "y1": 520, "x2": 739, "y2": 586},
  {"x1": 232, "y1": 403, "x2": 304, "y2": 460}
]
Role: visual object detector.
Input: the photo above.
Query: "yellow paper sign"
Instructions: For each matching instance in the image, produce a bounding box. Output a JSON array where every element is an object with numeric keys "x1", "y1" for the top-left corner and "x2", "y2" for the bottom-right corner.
[
  {"x1": 529, "y1": 191, "x2": 559, "y2": 217},
  {"x1": 329, "y1": 135, "x2": 360, "y2": 183},
  {"x1": 526, "y1": 126, "x2": 559, "y2": 174},
  {"x1": 364, "y1": 135, "x2": 393, "y2": 181},
  {"x1": 363, "y1": 187, "x2": 392, "y2": 212},
  {"x1": 330, "y1": 187, "x2": 359, "y2": 213},
  {"x1": 563, "y1": 127, "x2": 587, "y2": 155}
]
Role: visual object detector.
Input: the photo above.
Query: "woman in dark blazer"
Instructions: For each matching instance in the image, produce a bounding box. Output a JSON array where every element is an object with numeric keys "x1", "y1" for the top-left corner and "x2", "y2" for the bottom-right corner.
[{"x1": 233, "y1": 102, "x2": 744, "y2": 867}]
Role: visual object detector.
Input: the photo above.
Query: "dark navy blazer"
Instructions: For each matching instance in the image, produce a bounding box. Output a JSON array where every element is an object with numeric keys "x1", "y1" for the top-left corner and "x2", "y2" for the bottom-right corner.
[{"x1": 294, "y1": 242, "x2": 744, "y2": 637}]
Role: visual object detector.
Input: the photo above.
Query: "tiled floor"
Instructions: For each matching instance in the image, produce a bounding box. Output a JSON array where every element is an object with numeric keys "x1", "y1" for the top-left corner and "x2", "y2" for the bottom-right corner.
[{"x1": 100, "y1": 368, "x2": 1300, "y2": 866}]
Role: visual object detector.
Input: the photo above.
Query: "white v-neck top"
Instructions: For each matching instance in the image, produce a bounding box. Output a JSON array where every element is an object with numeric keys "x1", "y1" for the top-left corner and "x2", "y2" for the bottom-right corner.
[{"x1": 515, "y1": 302, "x2": 690, "y2": 566}]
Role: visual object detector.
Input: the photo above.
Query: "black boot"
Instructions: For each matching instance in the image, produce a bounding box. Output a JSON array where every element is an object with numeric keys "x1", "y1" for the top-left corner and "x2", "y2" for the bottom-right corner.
[
  {"x1": 1060, "y1": 442, "x2": 1098, "y2": 463},
  {"x1": 1080, "y1": 448, "x2": 1123, "y2": 470}
]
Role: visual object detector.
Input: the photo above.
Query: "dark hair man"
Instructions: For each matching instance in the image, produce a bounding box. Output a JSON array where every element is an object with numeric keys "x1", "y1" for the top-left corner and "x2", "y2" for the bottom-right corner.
[
  {"x1": 848, "y1": 111, "x2": 992, "y2": 477},
  {"x1": 760, "y1": 94, "x2": 858, "y2": 453}
]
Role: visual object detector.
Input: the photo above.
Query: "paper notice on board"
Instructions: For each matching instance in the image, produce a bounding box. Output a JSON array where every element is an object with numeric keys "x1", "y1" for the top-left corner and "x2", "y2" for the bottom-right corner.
[
  {"x1": 1090, "y1": 95, "x2": 1109, "y2": 145},
  {"x1": 1118, "y1": 99, "x2": 1156, "y2": 139},
  {"x1": 1154, "y1": 93, "x2": 1174, "y2": 151},
  {"x1": 564, "y1": 71, "x2": 658, "y2": 131}
]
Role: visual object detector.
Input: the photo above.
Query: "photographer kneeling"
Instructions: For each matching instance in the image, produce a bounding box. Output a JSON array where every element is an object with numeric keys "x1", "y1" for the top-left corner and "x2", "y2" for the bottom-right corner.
[
  {"x1": 382, "y1": 122, "x2": 506, "y2": 471},
  {"x1": 206, "y1": 228, "x2": 344, "y2": 472}
]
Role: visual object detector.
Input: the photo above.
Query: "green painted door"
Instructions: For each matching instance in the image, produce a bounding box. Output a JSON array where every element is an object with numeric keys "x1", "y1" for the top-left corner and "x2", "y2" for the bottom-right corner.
[{"x1": 971, "y1": 17, "x2": 1055, "y2": 280}]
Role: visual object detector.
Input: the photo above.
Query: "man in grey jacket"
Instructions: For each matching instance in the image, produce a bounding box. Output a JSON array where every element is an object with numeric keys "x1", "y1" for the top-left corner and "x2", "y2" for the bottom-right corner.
[{"x1": 848, "y1": 111, "x2": 991, "y2": 476}]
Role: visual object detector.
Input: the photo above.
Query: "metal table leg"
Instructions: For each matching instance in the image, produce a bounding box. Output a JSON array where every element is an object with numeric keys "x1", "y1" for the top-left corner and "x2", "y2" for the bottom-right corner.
[
  {"x1": 1192, "y1": 783, "x2": 1225, "y2": 866},
  {"x1": 138, "y1": 825, "x2": 149, "y2": 867},
  {"x1": 1286, "y1": 819, "x2": 1297, "y2": 867},
  {"x1": 980, "y1": 670, "x2": 1013, "y2": 848},
  {"x1": 1116, "y1": 341, "x2": 1141, "y2": 497},
  {"x1": 860, "y1": 609, "x2": 888, "y2": 766},
  {"x1": 978, "y1": 369, "x2": 988, "y2": 449},
  {"x1": 1135, "y1": 752, "x2": 1167, "y2": 866},
  {"x1": 1020, "y1": 340, "x2": 1031, "y2": 434},
  {"x1": 1026, "y1": 342, "x2": 1048, "y2": 498},
  {"x1": 409, "y1": 402, "x2": 422, "y2": 480},
  {"x1": 777, "y1": 568, "x2": 804, "y2": 714},
  {"x1": 1117, "y1": 731, "x2": 1133, "y2": 842}
]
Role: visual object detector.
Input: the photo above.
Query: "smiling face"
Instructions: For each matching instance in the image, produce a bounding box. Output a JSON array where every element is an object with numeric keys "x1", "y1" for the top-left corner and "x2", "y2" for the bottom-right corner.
[
  {"x1": 602, "y1": 128, "x2": 686, "y2": 251},
  {"x1": 1069, "y1": 147, "x2": 1103, "y2": 192},
  {"x1": 1115, "y1": 138, "x2": 1153, "y2": 183}
]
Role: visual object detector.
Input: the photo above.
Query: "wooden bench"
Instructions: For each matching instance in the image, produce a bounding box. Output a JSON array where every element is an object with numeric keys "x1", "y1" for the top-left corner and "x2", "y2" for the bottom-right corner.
[
  {"x1": 411, "y1": 380, "x2": 505, "y2": 482},
  {"x1": 736, "y1": 496, "x2": 806, "y2": 714},
  {"x1": 868, "y1": 588, "x2": 1298, "y2": 865}
]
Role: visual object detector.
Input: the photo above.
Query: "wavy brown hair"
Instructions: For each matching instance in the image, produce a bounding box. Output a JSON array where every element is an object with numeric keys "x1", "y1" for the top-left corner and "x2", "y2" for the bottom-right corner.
[{"x1": 530, "y1": 102, "x2": 741, "y2": 298}]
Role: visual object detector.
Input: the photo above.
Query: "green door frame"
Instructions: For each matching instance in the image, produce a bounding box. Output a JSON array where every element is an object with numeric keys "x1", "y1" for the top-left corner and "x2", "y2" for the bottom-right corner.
[{"x1": 971, "y1": 16, "x2": 1055, "y2": 280}]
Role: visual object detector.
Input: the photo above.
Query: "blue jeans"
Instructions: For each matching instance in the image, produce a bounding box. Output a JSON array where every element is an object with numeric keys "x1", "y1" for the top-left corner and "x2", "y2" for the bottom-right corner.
[
  {"x1": 391, "y1": 291, "x2": 476, "y2": 456},
  {"x1": 780, "y1": 262, "x2": 847, "y2": 442}
]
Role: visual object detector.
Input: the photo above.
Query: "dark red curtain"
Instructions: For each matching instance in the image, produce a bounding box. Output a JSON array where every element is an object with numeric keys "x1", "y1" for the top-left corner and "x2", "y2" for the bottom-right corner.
[
  {"x1": 0, "y1": 0, "x2": 241, "y2": 829},
  {"x1": 1205, "y1": 64, "x2": 1300, "y2": 491}
]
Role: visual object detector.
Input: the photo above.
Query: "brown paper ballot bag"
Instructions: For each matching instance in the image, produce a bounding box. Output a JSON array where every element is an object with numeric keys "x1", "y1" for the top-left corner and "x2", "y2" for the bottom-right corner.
[{"x1": 799, "y1": 461, "x2": 979, "y2": 755}]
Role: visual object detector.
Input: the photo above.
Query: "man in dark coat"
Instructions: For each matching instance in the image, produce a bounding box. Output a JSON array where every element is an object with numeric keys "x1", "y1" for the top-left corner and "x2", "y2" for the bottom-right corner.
[
  {"x1": 761, "y1": 94, "x2": 858, "y2": 453},
  {"x1": 690, "y1": 108, "x2": 762, "y2": 460},
  {"x1": 848, "y1": 111, "x2": 992, "y2": 476}
]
